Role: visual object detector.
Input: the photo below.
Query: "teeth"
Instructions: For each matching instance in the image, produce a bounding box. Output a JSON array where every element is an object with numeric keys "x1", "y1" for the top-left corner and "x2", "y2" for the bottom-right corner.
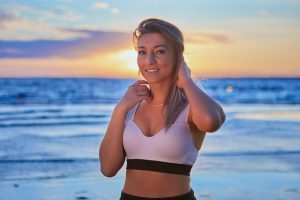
[{"x1": 146, "y1": 69, "x2": 159, "y2": 72}]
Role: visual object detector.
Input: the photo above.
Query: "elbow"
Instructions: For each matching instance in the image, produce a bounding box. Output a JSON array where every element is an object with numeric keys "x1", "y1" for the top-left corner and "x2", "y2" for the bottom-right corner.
[
  {"x1": 220, "y1": 108, "x2": 226, "y2": 125},
  {"x1": 99, "y1": 147, "x2": 125, "y2": 177},
  {"x1": 100, "y1": 165, "x2": 118, "y2": 177},
  {"x1": 196, "y1": 112, "x2": 226, "y2": 133},
  {"x1": 202, "y1": 122, "x2": 220, "y2": 133},
  {"x1": 210, "y1": 112, "x2": 226, "y2": 132},
  {"x1": 208, "y1": 119, "x2": 225, "y2": 133},
  {"x1": 99, "y1": 154, "x2": 118, "y2": 177}
]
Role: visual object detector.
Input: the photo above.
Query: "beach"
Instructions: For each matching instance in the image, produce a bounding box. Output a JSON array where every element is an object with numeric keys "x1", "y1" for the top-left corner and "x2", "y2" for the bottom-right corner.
[{"x1": 0, "y1": 78, "x2": 300, "y2": 200}]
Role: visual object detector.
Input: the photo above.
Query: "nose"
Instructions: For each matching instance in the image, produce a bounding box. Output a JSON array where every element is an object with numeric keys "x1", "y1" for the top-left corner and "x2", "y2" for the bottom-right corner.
[{"x1": 145, "y1": 52, "x2": 156, "y2": 65}]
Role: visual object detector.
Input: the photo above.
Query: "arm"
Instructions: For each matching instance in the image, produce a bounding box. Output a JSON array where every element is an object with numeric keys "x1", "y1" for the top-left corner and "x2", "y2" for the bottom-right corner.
[
  {"x1": 99, "y1": 80, "x2": 151, "y2": 177},
  {"x1": 177, "y1": 59, "x2": 226, "y2": 133},
  {"x1": 99, "y1": 105, "x2": 127, "y2": 177}
]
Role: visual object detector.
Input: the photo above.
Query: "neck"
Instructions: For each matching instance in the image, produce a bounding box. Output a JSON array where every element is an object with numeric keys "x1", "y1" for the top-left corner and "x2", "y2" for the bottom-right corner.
[{"x1": 148, "y1": 79, "x2": 172, "y2": 105}]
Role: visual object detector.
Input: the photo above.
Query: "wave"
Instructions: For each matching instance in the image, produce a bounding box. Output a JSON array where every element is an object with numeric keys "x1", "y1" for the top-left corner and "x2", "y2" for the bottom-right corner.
[
  {"x1": 0, "y1": 114, "x2": 107, "y2": 121},
  {"x1": 0, "y1": 121, "x2": 104, "y2": 127},
  {"x1": 203, "y1": 150, "x2": 300, "y2": 157},
  {"x1": 52, "y1": 133, "x2": 101, "y2": 138},
  {"x1": 0, "y1": 78, "x2": 299, "y2": 105},
  {"x1": 1, "y1": 174, "x2": 69, "y2": 182},
  {"x1": 0, "y1": 158, "x2": 98, "y2": 164},
  {"x1": 0, "y1": 109, "x2": 63, "y2": 116},
  {"x1": 1, "y1": 150, "x2": 299, "y2": 164}
]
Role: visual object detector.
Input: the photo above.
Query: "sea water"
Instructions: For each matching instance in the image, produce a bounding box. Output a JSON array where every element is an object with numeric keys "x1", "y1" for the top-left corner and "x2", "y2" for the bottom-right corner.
[{"x1": 0, "y1": 78, "x2": 299, "y2": 200}]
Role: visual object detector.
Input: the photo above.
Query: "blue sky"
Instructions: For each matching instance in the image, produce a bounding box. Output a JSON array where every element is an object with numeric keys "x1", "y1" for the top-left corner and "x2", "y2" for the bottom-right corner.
[{"x1": 0, "y1": 0, "x2": 299, "y2": 77}]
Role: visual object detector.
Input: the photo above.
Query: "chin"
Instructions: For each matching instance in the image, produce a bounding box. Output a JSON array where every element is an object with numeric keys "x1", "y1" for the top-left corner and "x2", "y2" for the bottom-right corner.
[
  {"x1": 143, "y1": 78, "x2": 160, "y2": 84},
  {"x1": 141, "y1": 72, "x2": 173, "y2": 84},
  {"x1": 145, "y1": 77, "x2": 172, "y2": 85}
]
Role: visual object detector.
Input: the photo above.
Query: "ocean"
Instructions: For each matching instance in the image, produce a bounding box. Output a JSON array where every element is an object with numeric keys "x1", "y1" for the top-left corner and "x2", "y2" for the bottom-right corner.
[{"x1": 0, "y1": 78, "x2": 299, "y2": 200}]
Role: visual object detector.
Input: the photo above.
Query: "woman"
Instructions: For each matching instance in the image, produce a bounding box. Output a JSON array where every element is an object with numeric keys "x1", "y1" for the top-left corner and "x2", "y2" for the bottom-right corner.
[{"x1": 99, "y1": 18, "x2": 226, "y2": 200}]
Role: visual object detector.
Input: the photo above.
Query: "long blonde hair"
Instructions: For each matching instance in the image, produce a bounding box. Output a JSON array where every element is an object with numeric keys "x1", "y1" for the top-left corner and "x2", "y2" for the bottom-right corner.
[{"x1": 133, "y1": 18, "x2": 188, "y2": 129}]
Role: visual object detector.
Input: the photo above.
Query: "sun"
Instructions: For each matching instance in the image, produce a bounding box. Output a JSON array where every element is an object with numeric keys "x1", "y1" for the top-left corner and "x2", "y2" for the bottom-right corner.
[
  {"x1": 119, "y1": 49, "x2": 138, "y2": 71},
  {"x1": 89, "y1": 49, "x2": 139, "y2": 78}
]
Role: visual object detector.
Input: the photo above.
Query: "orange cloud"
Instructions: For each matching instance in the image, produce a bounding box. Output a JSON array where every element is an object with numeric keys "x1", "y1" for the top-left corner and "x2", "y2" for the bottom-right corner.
[{"x1": 185, "y1": 32, "x2": 232, "y2": 44}]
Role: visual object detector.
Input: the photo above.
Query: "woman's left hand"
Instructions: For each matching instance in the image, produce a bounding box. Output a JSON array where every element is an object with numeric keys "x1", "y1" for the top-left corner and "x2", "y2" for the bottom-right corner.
[{"x1": 176, "y1": 58, "x2": 192, "y2": 89}]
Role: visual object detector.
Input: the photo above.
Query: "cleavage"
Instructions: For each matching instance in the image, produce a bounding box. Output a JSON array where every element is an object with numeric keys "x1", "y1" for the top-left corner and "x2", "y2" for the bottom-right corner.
[{"x1": 133, "y1": 104, "x2": 165, "y2": 137}]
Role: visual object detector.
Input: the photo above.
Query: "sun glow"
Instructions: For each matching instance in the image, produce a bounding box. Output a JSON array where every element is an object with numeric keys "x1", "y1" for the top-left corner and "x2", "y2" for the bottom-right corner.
[{"x1": 119, "y1": 50, "x2": 138, "y2": 71}]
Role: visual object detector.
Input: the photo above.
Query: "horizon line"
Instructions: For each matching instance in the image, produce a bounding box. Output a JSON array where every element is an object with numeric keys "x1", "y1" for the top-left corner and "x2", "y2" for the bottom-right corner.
[{"x1": 0, "y1": 76, "x2": 299, "y2": 79}]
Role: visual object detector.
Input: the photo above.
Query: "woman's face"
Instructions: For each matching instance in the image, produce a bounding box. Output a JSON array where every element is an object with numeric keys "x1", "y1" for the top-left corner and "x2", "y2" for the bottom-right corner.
[{"x1": 137, "y1": 33, "x2": 176, "y2": 84}]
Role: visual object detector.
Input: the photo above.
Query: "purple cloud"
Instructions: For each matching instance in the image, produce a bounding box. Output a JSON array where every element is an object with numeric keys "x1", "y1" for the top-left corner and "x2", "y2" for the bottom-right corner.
[
  {"x1": 0, "y1": 12, "x2": 19, "y2": 25},
  {"x1": 0, "y1": 29, "x2": 131, "y2": 58}
]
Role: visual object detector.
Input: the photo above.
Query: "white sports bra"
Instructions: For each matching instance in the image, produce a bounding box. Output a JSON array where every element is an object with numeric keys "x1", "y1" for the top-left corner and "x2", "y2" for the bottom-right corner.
[{"x1": 123, "y1": 103, "x2": 199, "y2": 176}]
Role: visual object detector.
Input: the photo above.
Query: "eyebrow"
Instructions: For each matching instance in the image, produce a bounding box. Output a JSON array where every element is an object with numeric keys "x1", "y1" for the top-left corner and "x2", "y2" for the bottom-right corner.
[{"x1": 138, "y1": 45, "x2": 167, "y2": 49}]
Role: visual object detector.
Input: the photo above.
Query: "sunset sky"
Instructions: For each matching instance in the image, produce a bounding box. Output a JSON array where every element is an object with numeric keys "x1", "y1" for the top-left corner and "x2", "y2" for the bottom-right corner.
[{"x1": 0, "y1": 0, "x2": 299, "y2": 78}]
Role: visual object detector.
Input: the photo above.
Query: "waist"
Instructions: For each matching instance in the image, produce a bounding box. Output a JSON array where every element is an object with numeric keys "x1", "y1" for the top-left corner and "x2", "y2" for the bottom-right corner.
[
  {"x1": 123, "y1": 169, "x2": 191, "y2": 197},
  {"x1": 126, "y1": 159, "x2": 192, "y2": 176},
  {"x1": 120, "y1": 189, "x2": 196, "y2": 200}
]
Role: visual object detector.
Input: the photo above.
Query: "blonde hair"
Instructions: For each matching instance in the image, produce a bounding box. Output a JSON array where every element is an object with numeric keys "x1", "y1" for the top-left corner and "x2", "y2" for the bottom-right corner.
[{"x1": 133, "y1": 18, "x2": 188, "y2": 129}]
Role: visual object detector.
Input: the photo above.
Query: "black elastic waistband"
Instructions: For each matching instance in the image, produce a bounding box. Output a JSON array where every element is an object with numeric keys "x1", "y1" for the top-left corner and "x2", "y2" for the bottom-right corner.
[
  {"x1": 126, "y1": 159, "x2": 192, "y2": 176},
  {"x1": 120, "y1": 189, "x2": 196, "y2": 200}
]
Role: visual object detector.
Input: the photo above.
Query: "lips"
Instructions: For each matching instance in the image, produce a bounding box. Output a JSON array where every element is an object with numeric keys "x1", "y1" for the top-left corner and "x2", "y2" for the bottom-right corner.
[{"x1": 145, "y1": 68, "x2": 159, "y2": 72}]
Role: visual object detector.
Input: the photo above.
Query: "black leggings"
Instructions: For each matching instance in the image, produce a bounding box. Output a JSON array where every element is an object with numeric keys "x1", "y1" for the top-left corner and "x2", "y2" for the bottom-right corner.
[{"x1": 119, "y1": 189, "x2": 197, "y2": 200}]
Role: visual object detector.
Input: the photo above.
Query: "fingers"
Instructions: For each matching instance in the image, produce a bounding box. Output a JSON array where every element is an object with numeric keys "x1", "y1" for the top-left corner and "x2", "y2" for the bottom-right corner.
[
  {"x1": 135, "y1": 88, "x2": 149, "y2": 96},
  {"x1": 128, "y1": 80, "x2": 152, "y2": 102},
  {"x1": 131, "y1": 80, "x2": 150, "y2": 94},
  {"x1": 134, "y1": 86, "x2": 150, "y2": 97},
  {"x1": 132, "y1": 79, "x2": 148, "y2": 87},
  {"x1": 129, "y1": 80, "x2": 153, "y2": 103}
]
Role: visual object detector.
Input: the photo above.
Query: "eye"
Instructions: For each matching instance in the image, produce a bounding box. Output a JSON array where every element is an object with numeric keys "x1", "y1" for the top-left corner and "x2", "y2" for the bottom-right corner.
[
  {"x1": 156, "y1": 49, "x2": 165, "y2": 54},
  {"x1": 138, "y1": 50, "x2": 146, "y2": 55}
]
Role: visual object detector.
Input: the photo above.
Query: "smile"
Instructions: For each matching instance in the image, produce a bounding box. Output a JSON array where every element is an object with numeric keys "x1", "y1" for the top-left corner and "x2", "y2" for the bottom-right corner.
[{"x1": 145, "y1": 68, "x2": 159, "y2": 73}]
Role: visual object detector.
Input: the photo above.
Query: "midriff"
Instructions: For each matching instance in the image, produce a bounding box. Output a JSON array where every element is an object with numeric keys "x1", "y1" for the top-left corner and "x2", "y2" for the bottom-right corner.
[{"x1": 122, "y1": 169, "x2": 191, "y2": 197}]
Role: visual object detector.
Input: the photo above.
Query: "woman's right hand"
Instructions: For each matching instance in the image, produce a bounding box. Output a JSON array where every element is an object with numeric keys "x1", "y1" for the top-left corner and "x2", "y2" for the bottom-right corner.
[{"x1": 117, "y1": 80, "x2": 152, "y2": 112}]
